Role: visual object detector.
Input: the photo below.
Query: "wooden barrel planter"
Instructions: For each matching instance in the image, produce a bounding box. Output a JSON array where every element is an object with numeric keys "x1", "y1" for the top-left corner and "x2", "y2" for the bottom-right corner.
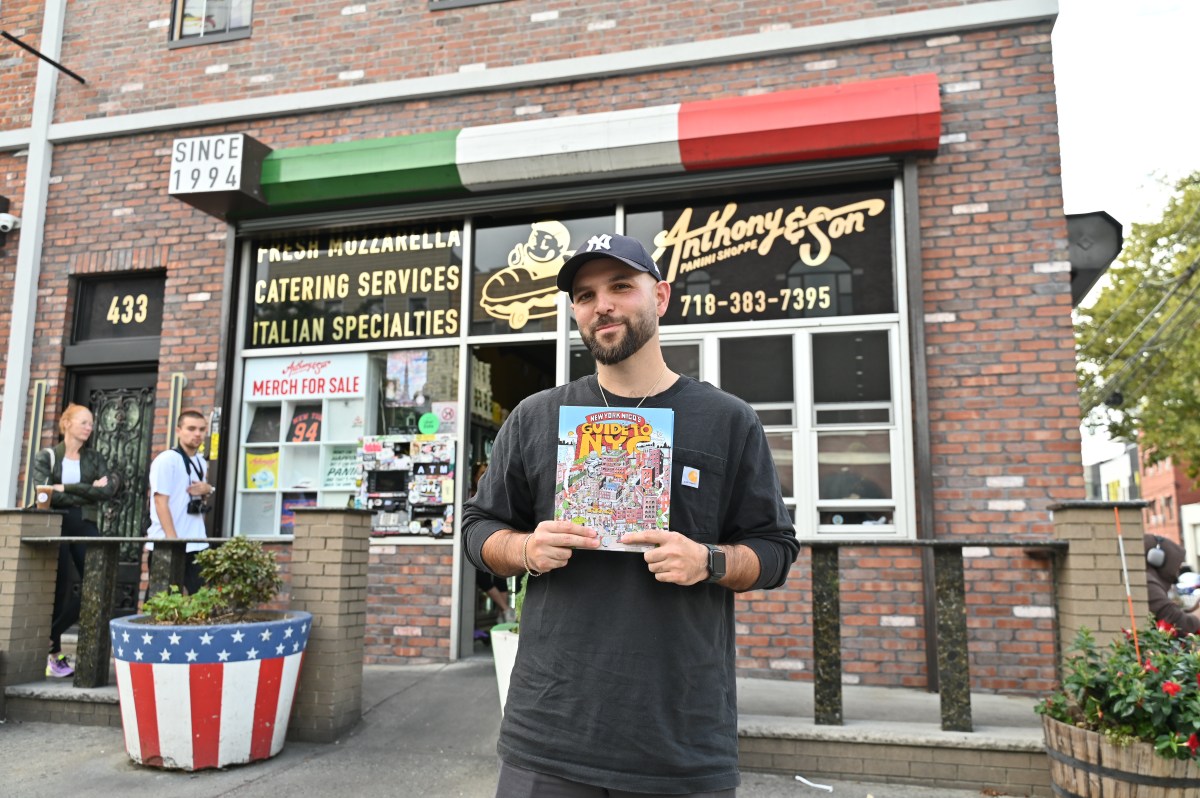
[{"x1": 1042, "y1": 715, "x2": 1200, "y2": 797}]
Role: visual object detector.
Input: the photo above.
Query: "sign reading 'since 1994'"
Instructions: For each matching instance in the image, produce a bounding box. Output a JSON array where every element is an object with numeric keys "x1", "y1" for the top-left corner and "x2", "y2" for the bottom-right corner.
[{"x1": 247, "y1": 228, "x2": 463, "y2": 349}]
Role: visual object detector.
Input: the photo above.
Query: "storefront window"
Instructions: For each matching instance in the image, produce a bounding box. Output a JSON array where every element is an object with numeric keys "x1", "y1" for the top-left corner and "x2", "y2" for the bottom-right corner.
[
  {"x1": 247, "y1": 227, "x2": 463, "y2": 351},
  {"x1": 470, "y1": 214, "x2": 613, "y2": 336},
  {"x1": 627, "y1": 181, "x2": 895, "y2": 327},
  {"x1": 375, "y1": 348, "x2": 459, "y2": 435},
  {"x1": 234, "y1": 179, "x2": 910, "y2": 542},
  {"x1": 236, "y1": 347, "x2": 461, "y2": 538}
]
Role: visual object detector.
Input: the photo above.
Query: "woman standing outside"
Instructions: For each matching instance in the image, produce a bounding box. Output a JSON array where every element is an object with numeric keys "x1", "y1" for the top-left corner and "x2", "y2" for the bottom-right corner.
[{"x1": 30, "y1": 403, "x2": 118, "y2": 678}]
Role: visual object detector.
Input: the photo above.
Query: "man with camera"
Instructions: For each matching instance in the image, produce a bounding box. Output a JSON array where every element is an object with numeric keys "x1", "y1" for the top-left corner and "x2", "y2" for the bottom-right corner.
[{"x1": 146, "y1": 409, "x2": 214, "y2": 594}]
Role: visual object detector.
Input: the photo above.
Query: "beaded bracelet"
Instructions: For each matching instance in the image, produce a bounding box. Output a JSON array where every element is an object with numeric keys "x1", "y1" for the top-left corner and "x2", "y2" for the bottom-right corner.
[{"x1": 522, "y1": 533, "x2": 543, "y2": 577}]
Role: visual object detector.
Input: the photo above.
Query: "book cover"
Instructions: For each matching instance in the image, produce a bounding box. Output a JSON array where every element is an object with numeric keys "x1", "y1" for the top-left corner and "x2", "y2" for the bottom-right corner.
[
  {"x1": 554, "y1": 406, "x2": 673, "y2": 552},
  {"x1": 245, "y1": 449, "x2": 279, "y2": 490}
]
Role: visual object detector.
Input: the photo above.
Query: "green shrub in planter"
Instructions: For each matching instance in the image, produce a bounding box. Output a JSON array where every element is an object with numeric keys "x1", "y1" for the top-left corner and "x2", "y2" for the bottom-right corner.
[{"x1": 142, "y1": 536, "x2": 284, "y2": 624}]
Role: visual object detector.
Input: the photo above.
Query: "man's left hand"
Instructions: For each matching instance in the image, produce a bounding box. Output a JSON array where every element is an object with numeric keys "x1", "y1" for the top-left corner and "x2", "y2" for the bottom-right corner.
[{"x1": 620, "y1": 529, "x2": 708, "y2": 586}]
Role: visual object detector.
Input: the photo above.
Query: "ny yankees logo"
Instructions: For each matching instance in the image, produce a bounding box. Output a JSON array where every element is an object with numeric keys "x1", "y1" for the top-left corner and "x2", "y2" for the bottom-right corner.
[{"x1": 585, "y1": 234, "x2": 613, "y2": 252}]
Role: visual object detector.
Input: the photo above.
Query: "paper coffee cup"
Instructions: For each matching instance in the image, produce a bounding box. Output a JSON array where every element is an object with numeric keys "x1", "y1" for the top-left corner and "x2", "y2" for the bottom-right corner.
[{"x1": 35, "y1": 486, "x2": 52, "y2": 510}]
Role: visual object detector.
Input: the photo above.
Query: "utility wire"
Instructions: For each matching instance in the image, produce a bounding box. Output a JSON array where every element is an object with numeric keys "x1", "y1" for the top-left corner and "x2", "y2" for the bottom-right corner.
[
  {"x1": 1088, "y1": 254, "x2": 1199, "y2": 377},
  {"x1": 1081, "y1": 272, "x2": 1200, "y2": 413},
  {"x1": 1079, "y1": 188, "x2": 1200, "y2": 353},
  {"x1": 1124, "y1": 298, "x2": 1200, "y2": 401}
]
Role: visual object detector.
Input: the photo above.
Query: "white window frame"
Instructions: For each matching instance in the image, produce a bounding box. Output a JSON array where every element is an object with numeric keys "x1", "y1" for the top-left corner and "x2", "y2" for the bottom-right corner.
[{"x1": 170, "y1": 0, "x2": 253, "y2": 47}]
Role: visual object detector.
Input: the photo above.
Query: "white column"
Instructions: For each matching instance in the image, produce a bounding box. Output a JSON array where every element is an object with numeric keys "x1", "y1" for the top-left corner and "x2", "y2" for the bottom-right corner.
[{"x1": 0, "y1": 0, "x2": 67, "y2": 505}]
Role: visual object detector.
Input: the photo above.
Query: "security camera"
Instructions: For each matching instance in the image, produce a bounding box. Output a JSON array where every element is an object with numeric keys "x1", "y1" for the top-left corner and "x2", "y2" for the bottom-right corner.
[{"x1": 0, "y1": 213, "x2": 19, "y2": 233}]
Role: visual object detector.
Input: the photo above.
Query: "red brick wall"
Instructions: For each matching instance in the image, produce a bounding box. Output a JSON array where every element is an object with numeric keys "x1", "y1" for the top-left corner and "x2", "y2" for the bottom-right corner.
[
  {"x1": 2, "y1": 4, "x2": 1075, "y2": 693},
  {"x1": 1141, "y1": 458, "x2": 1200, "y2": 543},
  {"x1": 22, "y1": 0, "x2": 989, "y2": 124},
  {"x1": 0, "y1": 5, "x2": 40, "y2": 130},
  {"x1": 365, "y1": 544, "x2": 454, "y2": 663}
]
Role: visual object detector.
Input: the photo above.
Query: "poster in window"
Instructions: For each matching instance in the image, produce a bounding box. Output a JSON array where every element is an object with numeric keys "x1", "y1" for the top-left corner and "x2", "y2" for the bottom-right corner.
[
  {"x1": 281, "y1": 493, "x2": 318, "y2": 531},
  {"x1": 386, "y1": 351, "x2": 428, "y2": 407},
  {"x1": 245, "y1": 448, "x2": 279, "y2": 489},
  {"x1": 287, "y1": 404, "x2": 323, "y2": 443},
  {"x1": 324, "y1": 447, "x2": 359, "y2": 490}
]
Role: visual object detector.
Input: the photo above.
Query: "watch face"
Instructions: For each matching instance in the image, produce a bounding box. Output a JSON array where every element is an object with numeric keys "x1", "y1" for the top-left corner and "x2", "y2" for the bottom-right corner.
[{"x1": 707, "y1": 545, "x2": 726, "y2": 580}]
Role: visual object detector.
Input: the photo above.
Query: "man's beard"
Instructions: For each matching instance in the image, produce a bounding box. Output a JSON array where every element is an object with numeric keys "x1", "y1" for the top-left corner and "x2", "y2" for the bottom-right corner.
[{"x1": 581, "y1": 308, "x2": 657, "y2": 366}]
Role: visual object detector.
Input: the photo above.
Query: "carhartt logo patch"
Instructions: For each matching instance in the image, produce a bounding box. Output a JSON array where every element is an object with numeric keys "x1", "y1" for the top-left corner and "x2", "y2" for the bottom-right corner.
[
  {"x1": 682, "y1": 466, "x2": 700, "y2": 489},
  {"x1": 584, "y1": 234, "x2": 613, "y2": 252}
]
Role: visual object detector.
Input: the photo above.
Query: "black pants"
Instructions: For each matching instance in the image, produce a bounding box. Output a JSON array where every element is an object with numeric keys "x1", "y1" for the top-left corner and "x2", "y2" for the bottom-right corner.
[
  {"x1": 495, "y1": 761, "x2": 736, "y2": 798},
  {"x1": 49, "y1": 508, "x2": 99, "y2": 654}
]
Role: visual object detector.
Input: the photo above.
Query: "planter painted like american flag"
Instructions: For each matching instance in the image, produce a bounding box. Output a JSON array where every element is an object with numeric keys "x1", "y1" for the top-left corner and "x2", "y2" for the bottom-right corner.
[{"x1": 110, "y1": 612, "x2": 312, "y2": 771}]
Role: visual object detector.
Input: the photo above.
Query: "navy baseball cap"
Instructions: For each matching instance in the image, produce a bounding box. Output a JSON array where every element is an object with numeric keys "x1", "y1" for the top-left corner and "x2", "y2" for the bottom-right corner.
[{"x1": 556, "y1": 233, "x2": 664, "y2": 295}]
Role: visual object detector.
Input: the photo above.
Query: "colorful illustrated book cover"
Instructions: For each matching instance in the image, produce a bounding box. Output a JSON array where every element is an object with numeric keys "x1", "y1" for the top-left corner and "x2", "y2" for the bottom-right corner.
[{"x1": 554, "y1": 406, "x2": 673, "y2": 552}]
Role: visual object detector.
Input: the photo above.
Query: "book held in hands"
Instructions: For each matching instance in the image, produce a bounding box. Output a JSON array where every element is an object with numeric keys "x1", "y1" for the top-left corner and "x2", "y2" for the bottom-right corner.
[{"x1": 554, "y1": 406, "x2": 673, "y2": 552}]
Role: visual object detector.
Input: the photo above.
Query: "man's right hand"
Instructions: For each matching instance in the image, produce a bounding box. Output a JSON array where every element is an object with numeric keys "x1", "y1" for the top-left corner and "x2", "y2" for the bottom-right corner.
[
  {"x1": 523, "y1": 520, "x2": 601, "y2": 574},
  {"x1": 484, "y1": 521, "x2": 600, "y2": 577}
]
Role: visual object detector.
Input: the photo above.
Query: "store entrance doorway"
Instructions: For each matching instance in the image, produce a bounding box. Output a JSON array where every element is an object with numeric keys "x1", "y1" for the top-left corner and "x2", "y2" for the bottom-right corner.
[
  {"x1": 68, "y1": 368, "x2": 158, "y2": 619},
  {"x1": 463, "y1": 343, "x2": 555, "y2": 656}
]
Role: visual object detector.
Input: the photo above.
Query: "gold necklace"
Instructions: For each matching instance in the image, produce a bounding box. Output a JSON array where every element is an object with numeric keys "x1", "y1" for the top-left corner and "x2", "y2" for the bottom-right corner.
[{"x1": 599, "y1": 366, "x2": 670, "y2": 409}]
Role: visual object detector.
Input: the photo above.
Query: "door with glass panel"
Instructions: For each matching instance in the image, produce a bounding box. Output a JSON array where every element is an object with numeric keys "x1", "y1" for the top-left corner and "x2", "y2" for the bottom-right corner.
[{"x1": 808, "y1": 329, "x2": 900, "y2": 534}]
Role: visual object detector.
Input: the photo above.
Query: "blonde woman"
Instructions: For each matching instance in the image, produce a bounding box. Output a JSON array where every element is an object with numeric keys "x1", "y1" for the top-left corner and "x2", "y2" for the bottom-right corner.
[{"x1": 30, "y1": 404, "x2": 118, "y2": 678}]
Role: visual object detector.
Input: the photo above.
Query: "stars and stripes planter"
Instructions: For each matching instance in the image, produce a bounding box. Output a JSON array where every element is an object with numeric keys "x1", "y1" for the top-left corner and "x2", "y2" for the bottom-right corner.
[{"x1": 109, "y1": 612, "x2": 312, "y2": 770}]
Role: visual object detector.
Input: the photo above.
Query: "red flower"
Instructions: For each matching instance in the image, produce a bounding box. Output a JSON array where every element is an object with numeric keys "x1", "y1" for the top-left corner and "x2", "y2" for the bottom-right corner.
[
  {"x1": 1144, "y1": 661, "x2": 1159, "y2": 673},
  {"x1": 1158, "y1": 620, "x2": 1178, "y2": 636},
  {"x1": 1189, "y1": 734, "x2": 1200, "y2": 756},
  {"x1": 1162, "y1": 681, "x2": 1183, "y2": 697}
]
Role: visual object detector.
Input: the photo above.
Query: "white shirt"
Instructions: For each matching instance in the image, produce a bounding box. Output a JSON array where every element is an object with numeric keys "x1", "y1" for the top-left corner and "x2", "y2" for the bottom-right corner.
[
  {"x1": 147, "y1": 448, "x2": 210, "y2": 553},
  {"x1": 61, "y1": 457, "x2": 81, "y2": 486}
]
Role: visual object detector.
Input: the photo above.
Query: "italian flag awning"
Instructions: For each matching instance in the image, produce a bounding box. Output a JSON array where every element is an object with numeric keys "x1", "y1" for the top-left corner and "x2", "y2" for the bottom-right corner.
[{"x1": 260, "y1": 73, "x2": 941, "y2": 210}]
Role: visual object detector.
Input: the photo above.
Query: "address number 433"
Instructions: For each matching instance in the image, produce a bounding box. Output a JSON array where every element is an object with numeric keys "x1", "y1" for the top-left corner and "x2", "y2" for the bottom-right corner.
[{"x1": 107, "y1": 294, "x2": 150, "y2": 325}]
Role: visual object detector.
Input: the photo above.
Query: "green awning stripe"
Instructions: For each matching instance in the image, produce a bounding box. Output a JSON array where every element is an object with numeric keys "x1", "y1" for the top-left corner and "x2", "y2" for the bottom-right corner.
[{"x1": 260, "y1": 128, "x2": 464, "y2": 208}]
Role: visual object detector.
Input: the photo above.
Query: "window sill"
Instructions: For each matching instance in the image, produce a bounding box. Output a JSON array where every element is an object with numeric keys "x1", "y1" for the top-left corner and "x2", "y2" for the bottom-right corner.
[
  {"x1": 168, "y1": 29, "x2": 252, "y2": 49},
  {"x1": 430, "y1": 0, "x2": 512, "y2": 10}
]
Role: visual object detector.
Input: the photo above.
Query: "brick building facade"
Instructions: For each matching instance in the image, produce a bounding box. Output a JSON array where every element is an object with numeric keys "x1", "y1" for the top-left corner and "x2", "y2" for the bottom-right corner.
[{"x1": 1, "y1": 0, "x2": 1078, "y2": 693}]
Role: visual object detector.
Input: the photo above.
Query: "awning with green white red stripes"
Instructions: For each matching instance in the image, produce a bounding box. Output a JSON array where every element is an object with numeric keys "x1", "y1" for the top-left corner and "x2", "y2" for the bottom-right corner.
[{"x1": 255, "y1": 72, "x2": 941, "y2": 212}]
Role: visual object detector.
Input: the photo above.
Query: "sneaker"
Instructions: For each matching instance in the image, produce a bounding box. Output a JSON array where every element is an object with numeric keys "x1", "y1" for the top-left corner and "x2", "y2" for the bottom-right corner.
[{"x1": 46, "y1": 654, "x2": 74, "y2": 678}]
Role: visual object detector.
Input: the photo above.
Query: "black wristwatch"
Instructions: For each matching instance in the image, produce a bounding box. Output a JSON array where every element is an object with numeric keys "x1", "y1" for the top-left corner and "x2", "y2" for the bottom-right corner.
[{"x1": 703, "y1": 543, "x2": 726, "y2": 583}]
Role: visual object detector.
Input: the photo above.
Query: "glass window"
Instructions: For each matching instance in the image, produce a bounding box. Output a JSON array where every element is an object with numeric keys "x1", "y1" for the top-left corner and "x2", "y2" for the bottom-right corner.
[
  {"x1": 74, "y1": 274, "x2": 166, "y2": 342},
  {"x1": 376, "y1": 348, "x2": 459, "y2": 435},
  {"x1": 173, "y1": 0, "x2": 252, "y2": 43},
  {"x1": 627, "y1": 181, "x2": 896, "y2": 328},
  {"x1": 717, "y1": 336, "x2": 795, "y2": 497},
  {"x1": 471, "y1": 214, "x2": 613, "y2": 336},
  {"x1": 810, "y1": 329, "x2": 899, "y2": 533},
  {"x1": 817, "y1": 432, "x2": 893, "y2": 500},
  {"x1": 719, "y1": 336, "x2": 793, "y2": 405},
  {"x1": 812, "y1": 331, "x2": 890, "y2": 405}
]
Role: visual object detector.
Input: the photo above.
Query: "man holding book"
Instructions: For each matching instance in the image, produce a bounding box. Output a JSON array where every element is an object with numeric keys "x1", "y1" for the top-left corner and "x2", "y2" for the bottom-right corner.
[{"x1": 463, "y1": 233, "x2": 799, "y2": 797}]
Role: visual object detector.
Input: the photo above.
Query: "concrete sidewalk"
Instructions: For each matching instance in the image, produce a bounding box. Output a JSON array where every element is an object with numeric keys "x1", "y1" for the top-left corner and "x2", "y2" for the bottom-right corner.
[{"x1": 0, "y1": 659, "x2": 1037, "y2": 798}]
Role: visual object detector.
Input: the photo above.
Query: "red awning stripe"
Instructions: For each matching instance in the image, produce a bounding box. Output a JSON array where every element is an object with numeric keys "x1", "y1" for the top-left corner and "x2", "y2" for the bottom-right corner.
[{"x1": 678, "y1": 73, "x2": 942, "y2": 171}]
